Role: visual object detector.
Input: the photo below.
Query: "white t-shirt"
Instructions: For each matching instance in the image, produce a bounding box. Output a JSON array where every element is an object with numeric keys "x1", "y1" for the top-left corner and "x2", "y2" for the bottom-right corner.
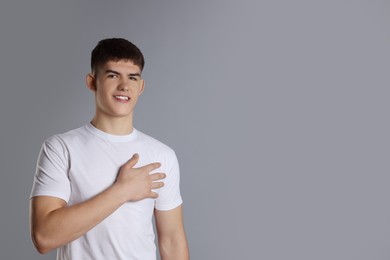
[{"x1": 31, "y1": 123, "x2": 183, "y2": 260}]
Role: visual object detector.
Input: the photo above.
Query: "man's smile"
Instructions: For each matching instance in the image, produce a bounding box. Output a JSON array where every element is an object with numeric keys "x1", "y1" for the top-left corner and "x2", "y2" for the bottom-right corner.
[{"x1": 114, "y1": 95, "x2": 130, "y2": 101}]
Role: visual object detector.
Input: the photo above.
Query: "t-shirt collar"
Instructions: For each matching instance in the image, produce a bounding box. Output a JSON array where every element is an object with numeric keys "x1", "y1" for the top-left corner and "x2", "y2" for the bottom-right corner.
[{"x1": 85, "y1": 122, "x2": 138, "y2": 143}]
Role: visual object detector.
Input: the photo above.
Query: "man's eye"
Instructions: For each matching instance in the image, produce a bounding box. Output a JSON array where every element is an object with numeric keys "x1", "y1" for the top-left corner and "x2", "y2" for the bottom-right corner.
[
  {"x1": 107, "y1": 74, "x2": 118, "y2": 78},
  {"x1": 129, "y1": 76, "x2": 138, "y2": 81}
]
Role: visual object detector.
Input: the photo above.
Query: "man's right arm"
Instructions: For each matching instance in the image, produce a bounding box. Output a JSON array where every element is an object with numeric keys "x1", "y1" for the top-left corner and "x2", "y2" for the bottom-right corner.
[{"x1": 30, "y1": 154, "x2": 165, "y2": 254}]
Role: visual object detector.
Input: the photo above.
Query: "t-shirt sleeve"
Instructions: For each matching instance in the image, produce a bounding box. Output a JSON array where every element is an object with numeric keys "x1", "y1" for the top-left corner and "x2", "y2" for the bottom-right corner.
[
  {"x1": 30, "y1": 136, "x2": 71, "y2": 202},
  {"x1": 155, "y1": 150, "x2": 183, "y2": 211}
]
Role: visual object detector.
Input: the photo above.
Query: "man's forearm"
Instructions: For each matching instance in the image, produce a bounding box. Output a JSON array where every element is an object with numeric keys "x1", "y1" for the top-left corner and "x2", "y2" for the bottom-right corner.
[
  {"x1": 159, "y1": 235, "x2": 190, "y2": 260},
  {"x1": 31, "y1": 184, "x2": 125, "y2": 254}
]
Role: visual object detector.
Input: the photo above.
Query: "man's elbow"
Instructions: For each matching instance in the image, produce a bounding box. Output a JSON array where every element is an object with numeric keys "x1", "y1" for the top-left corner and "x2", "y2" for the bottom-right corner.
[{"x1": 31, "y1": 230, "x2": 56, "y2": 254}]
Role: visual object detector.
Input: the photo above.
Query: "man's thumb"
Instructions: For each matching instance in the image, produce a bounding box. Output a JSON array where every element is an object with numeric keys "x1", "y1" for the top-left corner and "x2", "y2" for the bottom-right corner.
[{"x1": 126, "y1": 153, "x2": 139, "y2": 168}]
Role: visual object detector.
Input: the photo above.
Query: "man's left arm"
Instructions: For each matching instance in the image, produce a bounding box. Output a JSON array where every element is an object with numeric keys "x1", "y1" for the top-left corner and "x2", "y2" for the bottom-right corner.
[{"x1": 155, "y1": 205, "x2": 189, "y2": 260}]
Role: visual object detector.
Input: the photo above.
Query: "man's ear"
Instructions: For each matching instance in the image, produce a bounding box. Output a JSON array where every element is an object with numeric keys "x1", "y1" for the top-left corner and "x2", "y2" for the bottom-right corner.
[
  {"x1": 138, "y1": 79, "x2": 145, "y2": 96},
  {"x1": 86, "y1": 73, "x2": 96, "y2": 91}
]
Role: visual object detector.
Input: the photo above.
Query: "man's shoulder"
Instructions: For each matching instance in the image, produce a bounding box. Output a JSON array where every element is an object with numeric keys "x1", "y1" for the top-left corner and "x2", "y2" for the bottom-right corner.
[
  {"x1": 44, "y1": 125, "x2": 89, "y2": 146},
  {"x1": 136, "y1": 130, "x2": 175, "y2": 155}
]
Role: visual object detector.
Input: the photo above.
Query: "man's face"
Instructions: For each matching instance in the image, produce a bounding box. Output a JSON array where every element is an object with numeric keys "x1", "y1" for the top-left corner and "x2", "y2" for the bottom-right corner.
[{"x1": 87, "y1": 60, "x2": 145, "y2": 120}]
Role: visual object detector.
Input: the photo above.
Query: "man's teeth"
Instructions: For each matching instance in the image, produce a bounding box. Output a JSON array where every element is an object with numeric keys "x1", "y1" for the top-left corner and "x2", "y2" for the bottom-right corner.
[{"x1": 115, "y1": 96, "x2": 129, "y2": 100}]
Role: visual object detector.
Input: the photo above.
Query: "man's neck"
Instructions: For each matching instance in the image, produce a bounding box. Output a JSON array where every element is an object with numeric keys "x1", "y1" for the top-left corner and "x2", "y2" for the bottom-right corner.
[{"x1": 90, "y1": 115, "x2": 134, "y2": 135}]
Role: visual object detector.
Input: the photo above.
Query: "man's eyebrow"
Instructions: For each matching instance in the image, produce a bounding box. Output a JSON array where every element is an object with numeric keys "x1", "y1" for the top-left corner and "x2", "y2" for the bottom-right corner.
[
  {"x1": 105, "y1": 69, "x2": 120, "y2": 74},
  {"x1": 104, "y1": 70, "x2": 140, "y2": 77}
]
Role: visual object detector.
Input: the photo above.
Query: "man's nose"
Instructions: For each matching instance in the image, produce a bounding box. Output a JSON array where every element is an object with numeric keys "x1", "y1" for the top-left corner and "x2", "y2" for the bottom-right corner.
[{"x1": 118, "y1": 79, "x2": 129, "y2": 91}]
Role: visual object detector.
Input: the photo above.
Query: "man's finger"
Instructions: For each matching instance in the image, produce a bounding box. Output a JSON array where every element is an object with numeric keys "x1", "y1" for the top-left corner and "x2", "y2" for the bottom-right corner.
[
  {"x1": 151, "y1": 181, "x2": 164, "y2": 189},
  {"x1": 125, "y1": 153, "x2": 139, "y2": 168},
  {"x1": 143, "y1": 162, "x2": 161, "y2": 172},
  {"x1": 150, "y1": 173, "x2": 166, "y2": 181},
  {"x1": 149, "y1": 191, "x2": 159, "y2": 199}
]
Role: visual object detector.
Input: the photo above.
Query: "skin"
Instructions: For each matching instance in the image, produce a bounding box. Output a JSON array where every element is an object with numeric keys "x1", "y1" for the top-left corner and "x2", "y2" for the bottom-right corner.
[{"x1": 30, "y1": 60, "x2": 189, "y2": 259}]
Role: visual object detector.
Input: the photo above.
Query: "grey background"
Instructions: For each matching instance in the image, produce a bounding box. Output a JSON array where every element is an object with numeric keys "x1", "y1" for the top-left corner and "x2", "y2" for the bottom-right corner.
[{"x1": 1, "y1": 0, "x2": 389, "y2": 259}]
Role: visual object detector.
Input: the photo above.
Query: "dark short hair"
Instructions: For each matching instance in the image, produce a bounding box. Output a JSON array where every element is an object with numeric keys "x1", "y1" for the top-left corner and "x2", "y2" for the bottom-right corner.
[{"x1": 91, "y1": 38, "x2": 145, "y2": 74}]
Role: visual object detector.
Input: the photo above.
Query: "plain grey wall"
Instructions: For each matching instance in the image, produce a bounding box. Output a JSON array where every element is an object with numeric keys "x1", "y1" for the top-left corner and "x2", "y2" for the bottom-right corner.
[{"x1": 1, "y1": 0, "x2": 390, "y2": 259}]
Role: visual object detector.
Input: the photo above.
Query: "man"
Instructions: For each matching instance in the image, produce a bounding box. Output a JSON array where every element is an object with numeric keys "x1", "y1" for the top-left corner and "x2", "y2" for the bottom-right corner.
[{"x1": 29, "y1": 38, "x2": 189, "y2": 260}]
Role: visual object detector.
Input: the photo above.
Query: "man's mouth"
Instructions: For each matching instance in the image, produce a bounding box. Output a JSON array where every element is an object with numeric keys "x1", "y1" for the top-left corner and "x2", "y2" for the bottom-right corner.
[{"x1": 114, "y1": 95, "x2": 130, "y2": 101}]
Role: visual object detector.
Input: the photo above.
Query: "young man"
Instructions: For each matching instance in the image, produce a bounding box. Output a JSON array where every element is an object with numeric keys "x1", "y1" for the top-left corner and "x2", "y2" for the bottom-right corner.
[{"x1": 29, "y1": 38, "x2": 189, "y2": 260}]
